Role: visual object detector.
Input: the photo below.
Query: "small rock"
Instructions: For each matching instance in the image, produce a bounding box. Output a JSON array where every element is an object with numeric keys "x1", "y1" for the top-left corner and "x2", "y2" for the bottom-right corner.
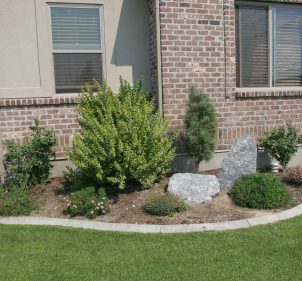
[
  {"x1": 168, "y1": 173, "x2": 220, "y2": 205},
  {"x1": 217, "y1": 136, "x2": 257, "y2": 190}
]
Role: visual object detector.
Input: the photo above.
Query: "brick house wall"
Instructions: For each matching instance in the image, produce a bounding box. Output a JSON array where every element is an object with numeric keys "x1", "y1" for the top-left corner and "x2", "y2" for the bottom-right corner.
[{"x1": 159, "y1": 0, "x2": 302, "y2": 151}]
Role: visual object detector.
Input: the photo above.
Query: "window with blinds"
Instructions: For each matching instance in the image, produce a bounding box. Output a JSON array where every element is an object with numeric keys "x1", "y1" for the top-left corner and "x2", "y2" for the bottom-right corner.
[
  {"x1": 50, "y1": 6, "x2": 103, "y2": 93},
  {"x1": 236, "y1": 3, "x2": 302, "y2": 88}
]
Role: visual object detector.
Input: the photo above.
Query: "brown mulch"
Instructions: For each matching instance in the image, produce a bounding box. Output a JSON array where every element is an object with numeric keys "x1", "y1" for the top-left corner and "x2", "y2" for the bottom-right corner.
[{"x1": 28, "y1": 171, "x2": 302, "y2": 225}]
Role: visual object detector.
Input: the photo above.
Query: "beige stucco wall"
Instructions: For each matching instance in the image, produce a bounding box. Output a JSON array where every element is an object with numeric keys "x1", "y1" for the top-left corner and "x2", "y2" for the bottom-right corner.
[{"x1": 0, "y1": 0, "x2": 151, "y2": 98}]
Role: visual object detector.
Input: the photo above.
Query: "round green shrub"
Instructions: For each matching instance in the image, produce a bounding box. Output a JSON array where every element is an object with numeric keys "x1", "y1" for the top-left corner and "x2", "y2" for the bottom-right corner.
[
  {"x1": 230, "y1": 173, "x2": 292, "y2": 209},
  {"x1": 0, "y1": 185, "x2": 36, "y2": 216},
  {"x1": 144, "y1": 193, "x2": 187, "y2": 216},
  {"x1": 63, "y1": 186, "x2": 110, "y2": 219}
]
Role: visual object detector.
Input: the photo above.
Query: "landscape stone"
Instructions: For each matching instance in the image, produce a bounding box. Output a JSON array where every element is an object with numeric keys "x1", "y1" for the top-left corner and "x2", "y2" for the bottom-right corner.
[
  {"x1": 217, "y1": 136, "x2": 257, "y2": 190},
  {"x1": 168, "y1": 173, "x2": 220, "y2": 205}
]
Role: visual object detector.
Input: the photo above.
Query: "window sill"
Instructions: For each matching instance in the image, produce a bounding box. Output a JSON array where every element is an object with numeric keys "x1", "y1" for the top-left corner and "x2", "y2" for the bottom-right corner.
[
  {"x1": 0, "y1": 96, "x2": 77, "y2": 108},
  {"x1": 236, "y1": 87, "x2": 302, "y2": 99}
]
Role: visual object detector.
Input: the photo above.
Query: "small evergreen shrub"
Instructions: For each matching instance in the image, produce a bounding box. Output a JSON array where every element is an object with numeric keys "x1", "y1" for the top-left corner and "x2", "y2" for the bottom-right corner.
[
  {"x1": 144, "y1": 193, "x2": 187, "y2": 216},
  {"x1": 63, "y1": 187, "x2": 110, "y2": 219},
  {"x1": 69, "y1": 79, "x2": 176, "y2": 189},
  {"x1": 0, "y1": 184, "x2": 36, "y2": 216},
  {"x1": 3, "y1": 119, "x2": 56, "y2": 188},
  {"x1": 260, "y1": 124, "x2": 302, "y2": 169},
  {"x1": 185, "y1": 87, "x2": 217, "y2": 172},
  {"x1": 283, "y1": 167, "x2": 302, "y2": 185},
  {"x1": 230, "y1": 173, "x2": 292, "y2": 209}
]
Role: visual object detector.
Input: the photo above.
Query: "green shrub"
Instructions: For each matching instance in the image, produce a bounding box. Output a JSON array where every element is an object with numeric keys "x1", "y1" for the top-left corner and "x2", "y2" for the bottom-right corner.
[
  {"x1": 144, "y1": 193, "x2": 187, "y2": 216},
  {"x1": 69, "y1": 79, "x2": 176, "y2": 189},
  {"x1": 3, "y1": 119, "x2": 56, "y2": 188},
  {"x1": 63, "y1": 186, "x2": 110, "y2": 219},
  {"x1": 260, "y1": 124, "x2": 302, "y2": 169},
  {"x1": 185, "y1": 87, "x2": 217, "y2": 172},
  {"x1": 230, "y1": 173, "x2": 292, "y2": 209},
  {"x1": 283, "y1": 167, "x2": 302, "y2": 185},
  {"x1": 0, "y1": 184, "x2": 36, "y2": 216}
]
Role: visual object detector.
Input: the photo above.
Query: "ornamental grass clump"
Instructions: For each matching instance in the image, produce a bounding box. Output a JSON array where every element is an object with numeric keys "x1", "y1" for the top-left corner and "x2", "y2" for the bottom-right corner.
[
  {"x1": 283, "y1": 167, "x2": 302, "y2": 186},
  {"x1": 230, "y1": 173, "x2": 292, "y2": 209},
  {"x1": 144, "y1": 193, "x2": 187, "y2": 216},
  {"x1": 69, "y1": 79, "x2": 176, "y2": 190},
  {"x1": 63, "y1": 187, "x2": 110, "y2": 219},
  {"x1": 0, "y1": 184, "x2": 36, "y2": 216}
]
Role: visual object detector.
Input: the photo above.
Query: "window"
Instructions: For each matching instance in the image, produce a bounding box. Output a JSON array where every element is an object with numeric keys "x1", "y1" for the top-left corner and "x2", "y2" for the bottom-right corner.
[
  {"x1": 50, "y1": 6, "x2": 103, "y2": 93},
  {"x1": 236, "y1": 3, "x2": 302, "y2": 88}
]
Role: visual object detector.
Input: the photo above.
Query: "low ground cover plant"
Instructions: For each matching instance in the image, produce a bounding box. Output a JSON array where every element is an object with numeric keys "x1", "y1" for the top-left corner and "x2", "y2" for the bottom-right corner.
[
  {"x1": 3, "y1": 119, "x2": 56, "y2": 189},
  {"x1": 63, "y1": 186, "x2": 110, "y2": 219},
  {"x1": 185, "y1": 86, "x2": 217, "y2": 172},
  {"x1": 69, "y1": 79, "x2": 176, "y2": 190},
  {"x1": 144, "y1": 193, "x2": 187, "y2": 216},
  {"x1": 260, "y1": 123, "x2": 302, "y2": 169},
  {"x1": 283, "y1": 167, "x2": 302, "y2": 185},
  {"x1": 230, "y1": 173, "x2": 292, "y2": 209},
  {"x1": 0, "y1": 184, "x2": 36, "y2": 216}
]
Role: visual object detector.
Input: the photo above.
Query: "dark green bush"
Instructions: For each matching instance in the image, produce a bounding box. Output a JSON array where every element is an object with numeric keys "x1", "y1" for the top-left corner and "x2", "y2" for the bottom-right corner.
[
  {"x1": 144, "y1": 193, "x2": 187, "y2": 216},
  {"x1": 260, "y1": 124, "x2": 302, "y2": 169},
  {"x1": 185, "y1": 87, "x2": 217, "y2": 172},
  {"x1": 69, "y1": 79, "x2": 176, "y2": 189},
  {"x1": 283, "y1": 167, "x2": 302, "y2": 186},
  {"x1": 0, "y1": 184, "x2": 36, "y2": 216},
  {"x1": 230, "y1": 173, "x2": 292, "y2": 209},
  {"x1": 63, "y1": 186, "x2": 110, "y2": 219},
  {"x1": 3, "y1": 119, "x2": 56, "y2": 188}
]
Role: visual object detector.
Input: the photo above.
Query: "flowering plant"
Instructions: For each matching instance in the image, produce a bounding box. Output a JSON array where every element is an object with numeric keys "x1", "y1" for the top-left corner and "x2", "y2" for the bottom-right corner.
[
  {"x1": 63, "y1": 187, "x2": 110, "y2": 219},
  {"x1": 283, "y1": 167, "x2": 302, "y2": 186}
]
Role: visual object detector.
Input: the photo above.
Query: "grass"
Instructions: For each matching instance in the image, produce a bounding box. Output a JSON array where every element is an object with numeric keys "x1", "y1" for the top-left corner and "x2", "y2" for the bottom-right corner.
[{"x1": 1, "y1": 217, "x2": 302, "y2": 281}]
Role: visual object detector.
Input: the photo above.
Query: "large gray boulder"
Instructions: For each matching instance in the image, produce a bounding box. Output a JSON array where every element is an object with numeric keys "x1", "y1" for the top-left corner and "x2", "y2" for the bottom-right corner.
[
  {"x1": 168, "y1": 173, "x2": 220, "y2": 205},
  {"x1": 217, "y1": 136, "x2": 257, "y2": 190}
]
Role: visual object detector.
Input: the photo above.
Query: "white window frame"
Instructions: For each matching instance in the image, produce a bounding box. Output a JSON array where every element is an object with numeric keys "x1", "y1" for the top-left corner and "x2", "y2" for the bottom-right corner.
[
  {"x1": 236, "y1": 1, "x2": 302, "y2": 89},
  {"x1": 48, "y1": 3, "x2": 106, "y2": 94}
]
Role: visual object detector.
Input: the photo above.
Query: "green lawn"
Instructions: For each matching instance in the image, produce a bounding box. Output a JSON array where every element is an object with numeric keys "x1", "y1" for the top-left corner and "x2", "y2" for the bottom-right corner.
[{"x1": 1, "y1": 217, "x2": 302, "y2": 281}]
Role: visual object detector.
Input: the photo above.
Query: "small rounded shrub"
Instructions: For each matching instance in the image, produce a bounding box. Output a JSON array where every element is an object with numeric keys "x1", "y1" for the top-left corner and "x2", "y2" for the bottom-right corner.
[
  {"x1": 283, "y1": 167, "x2": 302, "y2": 185},
  {"x1": 144, "y1": 193, "x2": 187, "y2": 216},
  {"x1": 230, "y1": 173, "x2": 292, "y2": 209},
  {"x1": 63, "y1": 187, "x2": 110, "y2": 219},
  {"x1": 0, "y1": 185, "x2": 36, "y2": 216}
]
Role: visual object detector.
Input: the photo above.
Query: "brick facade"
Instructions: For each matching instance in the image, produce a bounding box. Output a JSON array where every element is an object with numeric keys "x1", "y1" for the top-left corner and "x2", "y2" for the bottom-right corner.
[
  {"x1": 0, "y1": 98, "x2": 79, "y2": 158},
  {"x1": 2, "y1": 0, "x2": 302, "y2": 161},
  {"x1": 159, "y1": 0, "x2": 302, "y2": 151}
]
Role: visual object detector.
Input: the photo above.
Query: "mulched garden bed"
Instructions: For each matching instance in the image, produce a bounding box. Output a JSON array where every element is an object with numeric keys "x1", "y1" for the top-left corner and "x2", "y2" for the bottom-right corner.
[{"x1": 28, "y1": 171, "x2": 302, "y2": 225}]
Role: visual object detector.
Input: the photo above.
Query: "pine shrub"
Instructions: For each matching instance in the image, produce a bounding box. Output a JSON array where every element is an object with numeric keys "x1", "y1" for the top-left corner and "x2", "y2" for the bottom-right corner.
[
  {"x1": 230, "y1": 173, "x2": 292, "y2": 209},
  {"x1": 185, "y1": 87, "x2": 217, "y2": 172},
  {"x1": 69, "y1": 79, "x2": 176, "y2": 190}
]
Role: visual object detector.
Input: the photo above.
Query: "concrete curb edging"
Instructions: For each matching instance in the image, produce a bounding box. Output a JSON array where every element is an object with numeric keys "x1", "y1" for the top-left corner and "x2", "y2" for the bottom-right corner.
[{"x1": 1, "y1": 204, "x2": 302, "y2": 234}]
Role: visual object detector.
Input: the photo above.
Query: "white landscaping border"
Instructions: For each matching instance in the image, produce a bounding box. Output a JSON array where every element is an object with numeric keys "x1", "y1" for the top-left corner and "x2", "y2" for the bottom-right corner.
[{"x1": 0, "y1": 204, "x2": 302, "y2": 234}]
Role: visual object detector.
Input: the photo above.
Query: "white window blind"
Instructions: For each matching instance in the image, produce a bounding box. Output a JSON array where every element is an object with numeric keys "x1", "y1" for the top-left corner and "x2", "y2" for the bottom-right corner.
[
  {"x1": 273, "y1": 8, "x2": 302, "y2": 87},
  {"x1": 236, "y1": 5, "x2": 269, "y2": 88},
  {"x1": 50, "y1": 6, "x2": 103, "y2": 93}
]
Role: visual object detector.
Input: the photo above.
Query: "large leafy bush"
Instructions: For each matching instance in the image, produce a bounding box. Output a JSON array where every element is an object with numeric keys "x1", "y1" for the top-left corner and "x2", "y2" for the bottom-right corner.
[
  {"x1": 3, "y1": 119, "x2": 56, "y2": 188},
  {"x1": 260, "y1": 124, "x2": 302, "y2": 169},
  {"x1": 69, "y1": 80, "x2": 176, "y2": 189},
  {"x1": 230, "y1": 173, "x2": 292, "y2": 209},
  {"x1": 185, "y1": 87, "x2": 217, "y2": 172}
]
